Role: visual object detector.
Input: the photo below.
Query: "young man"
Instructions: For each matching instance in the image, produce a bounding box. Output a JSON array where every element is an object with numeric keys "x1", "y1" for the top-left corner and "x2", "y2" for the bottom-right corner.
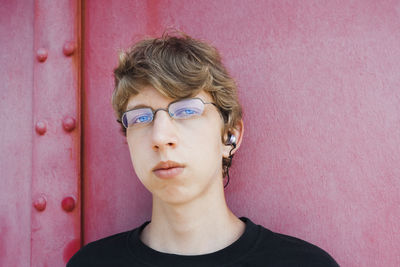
[{"x1": 67, "y1": 33, "x2": 339, "y2": 266}]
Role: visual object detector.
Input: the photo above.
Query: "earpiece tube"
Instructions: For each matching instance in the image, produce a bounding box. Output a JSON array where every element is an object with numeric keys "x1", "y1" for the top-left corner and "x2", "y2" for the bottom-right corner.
[{"x1": 224, "y1": 144, "x2": 236, "y2": 188}]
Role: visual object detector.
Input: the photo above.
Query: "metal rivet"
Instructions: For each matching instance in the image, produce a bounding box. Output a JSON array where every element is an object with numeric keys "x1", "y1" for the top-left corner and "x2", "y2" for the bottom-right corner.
[
  {"x1": 62, "y1": 117, "x2": 76, "y2": 132},
  {"x1": 37, "y1": 48, "x2": 48, "y2": 62},
  {"x1": 62, "y1": 196, "x2": 76, "y2": 212},
  {"x1": 63, "y1": 41, "x2": 75, "y2": 56},
  {"x1": 35, "y1": 121, "x2": 47, "y2": 135},
  {"x1": 33, "y1": 195, "x2": 47, "y2": 212}
]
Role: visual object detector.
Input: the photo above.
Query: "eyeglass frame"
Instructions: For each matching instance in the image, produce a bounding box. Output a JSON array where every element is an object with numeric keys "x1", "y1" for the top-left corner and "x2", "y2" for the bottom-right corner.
[{"x1": 118, "y1": 97, "x2": 219, "y2": 129}]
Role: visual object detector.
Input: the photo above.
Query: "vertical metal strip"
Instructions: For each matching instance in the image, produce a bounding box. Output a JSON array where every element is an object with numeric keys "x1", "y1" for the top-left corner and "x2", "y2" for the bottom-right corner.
[{"x1": 31, "y1": 0, "x2": 81, "y2": 266}]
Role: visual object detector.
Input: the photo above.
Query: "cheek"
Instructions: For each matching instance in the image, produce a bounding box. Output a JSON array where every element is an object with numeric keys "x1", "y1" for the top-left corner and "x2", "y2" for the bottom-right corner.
[
  {"x1": 127, "y1": 137, "x2": 150, "y2": 178},
  {"x1": 182, "y1": 123, "x2": 224, "y2": 166}
]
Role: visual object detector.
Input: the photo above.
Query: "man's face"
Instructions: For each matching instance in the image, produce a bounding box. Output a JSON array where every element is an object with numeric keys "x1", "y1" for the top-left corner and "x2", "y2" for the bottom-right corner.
[{"x1": 125, "y1": 86, "x2": 228, "y2": 205}]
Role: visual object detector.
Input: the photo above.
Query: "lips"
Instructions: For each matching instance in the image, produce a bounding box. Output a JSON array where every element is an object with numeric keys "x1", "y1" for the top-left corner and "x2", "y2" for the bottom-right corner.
[{"x1": 152, "y1": 161, "x2": 185, "y2": 179}]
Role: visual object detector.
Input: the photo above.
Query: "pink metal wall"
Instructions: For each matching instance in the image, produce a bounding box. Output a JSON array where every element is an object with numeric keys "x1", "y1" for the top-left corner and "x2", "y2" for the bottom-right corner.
[
  {"x1": 1, "y1": 0, "x2": 400, "y2": 266},
  {"x1": 1, "y1": 0, "x2": 81, "y2": 266},
  {"x1": 0, "y1": 1, "x2": 34, "y2": 266},
  {"x1": 84, "y1": 1, "x2": 400, "y2": 266},
  {"x1": 31, "y1": 1, "x2": 82, "y2": 266}
]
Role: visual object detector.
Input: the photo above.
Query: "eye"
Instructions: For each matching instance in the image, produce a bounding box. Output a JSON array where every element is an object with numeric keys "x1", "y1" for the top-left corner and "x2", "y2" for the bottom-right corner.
[
  {"x1": 173, "y1": 107, "x2": 202, "y2": 118},
  {"x1": 133, "y1": 114, "x2": 152, "y2": 124}
]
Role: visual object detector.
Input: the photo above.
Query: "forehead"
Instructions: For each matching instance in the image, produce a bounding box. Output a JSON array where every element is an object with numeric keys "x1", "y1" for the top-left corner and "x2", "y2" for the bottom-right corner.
[{"x1": 126, "y1": 86, "x2": 213, "y2": 110}]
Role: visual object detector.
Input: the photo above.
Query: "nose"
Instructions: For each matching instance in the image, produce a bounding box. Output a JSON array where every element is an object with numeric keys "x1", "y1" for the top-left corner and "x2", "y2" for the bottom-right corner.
[{"x1": 151, "y1": 110, "x2": 178, "y2": 151}]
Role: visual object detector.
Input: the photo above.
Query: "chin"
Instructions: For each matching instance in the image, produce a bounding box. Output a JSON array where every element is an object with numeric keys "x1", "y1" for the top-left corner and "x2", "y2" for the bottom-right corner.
[
  {"x1": 148, "y1": 171, "x2": 221, "y2": 205},
  {"x1": 152, "y1": 183, "x2": 208, "y2": 206},
  {"x1": 156, "y1": 187, "x2": 194, "y2": 204}
]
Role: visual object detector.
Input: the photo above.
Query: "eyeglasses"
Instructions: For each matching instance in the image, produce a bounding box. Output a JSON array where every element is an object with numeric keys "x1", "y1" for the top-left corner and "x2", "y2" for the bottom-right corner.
[{"x1": 121, "y1": 97, "x2": 218, "y2": 129}]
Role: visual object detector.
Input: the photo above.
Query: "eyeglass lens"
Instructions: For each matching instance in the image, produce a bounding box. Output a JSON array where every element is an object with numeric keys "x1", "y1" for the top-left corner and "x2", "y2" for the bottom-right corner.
[{"x1": 122, "y1": 98, "x2": 206, "y2": 128}]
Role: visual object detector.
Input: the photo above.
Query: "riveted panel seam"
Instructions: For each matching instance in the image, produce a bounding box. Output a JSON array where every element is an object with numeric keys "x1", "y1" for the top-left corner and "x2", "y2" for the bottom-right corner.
[{"x1": 31, "y1": 0, "x2": 81, "y2": 266}]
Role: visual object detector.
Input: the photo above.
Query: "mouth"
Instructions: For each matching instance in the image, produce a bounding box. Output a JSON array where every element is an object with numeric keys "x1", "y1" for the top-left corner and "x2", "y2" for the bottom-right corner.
[{"x1": 152, "y1": 161, "x2": 185, "y2": 179}]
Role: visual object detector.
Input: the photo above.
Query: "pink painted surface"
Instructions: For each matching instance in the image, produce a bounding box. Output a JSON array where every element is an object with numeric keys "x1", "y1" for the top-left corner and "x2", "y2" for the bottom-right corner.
[
  {"x1": 31, "y1": 0, "x2": 81, "y2": 266},
  {"x1": 0, "y1": 1, "x2": 34, "y2": 266},
  {"x1": 81, "y1": 1, "x2": 400, "y2": 267},
  {"x1": 1, "y1": 1, "x2": 82, "y2": 265}
]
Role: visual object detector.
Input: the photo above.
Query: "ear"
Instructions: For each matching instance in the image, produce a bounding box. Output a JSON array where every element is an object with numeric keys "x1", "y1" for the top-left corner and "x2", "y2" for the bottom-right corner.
[{"x1": 222, "y1": 119, "x2": 244, "y2": 158}]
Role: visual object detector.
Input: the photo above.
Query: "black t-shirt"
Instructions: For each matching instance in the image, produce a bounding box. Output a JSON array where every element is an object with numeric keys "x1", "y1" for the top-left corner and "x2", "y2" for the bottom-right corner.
[{"x1": 67, "y1": 217, "x2": 339, "y2": 266}]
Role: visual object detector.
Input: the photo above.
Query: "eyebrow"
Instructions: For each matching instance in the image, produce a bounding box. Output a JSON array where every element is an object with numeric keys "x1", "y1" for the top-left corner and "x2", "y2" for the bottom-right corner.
[{"x1": 126, "y1": 104, "x2": 152, "y2": 111}]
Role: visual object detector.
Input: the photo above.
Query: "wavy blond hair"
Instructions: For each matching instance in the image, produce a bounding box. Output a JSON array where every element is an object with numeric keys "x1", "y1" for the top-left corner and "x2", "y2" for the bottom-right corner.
[{"x1": 112, "y1": 32, "x2": 242, "y2": 177}]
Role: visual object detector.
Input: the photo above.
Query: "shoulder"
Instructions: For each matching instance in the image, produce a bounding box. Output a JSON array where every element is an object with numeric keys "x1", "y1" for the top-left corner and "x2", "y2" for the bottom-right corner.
[
  {"x1": 268, "y1": 231, "x2": 339, "y2": 266},
  {"x1": 66, "y1": 230, "x2": 133, "y2": 267},
  {"x1": 242, "y1": 218, "x2": 339, "y2": 266}
]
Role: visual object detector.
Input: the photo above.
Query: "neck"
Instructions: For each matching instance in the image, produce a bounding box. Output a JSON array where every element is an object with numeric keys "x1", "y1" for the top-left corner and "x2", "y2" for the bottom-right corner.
[{"x1": 140, "y1": 178, "x2": 245, "y2": 255}]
